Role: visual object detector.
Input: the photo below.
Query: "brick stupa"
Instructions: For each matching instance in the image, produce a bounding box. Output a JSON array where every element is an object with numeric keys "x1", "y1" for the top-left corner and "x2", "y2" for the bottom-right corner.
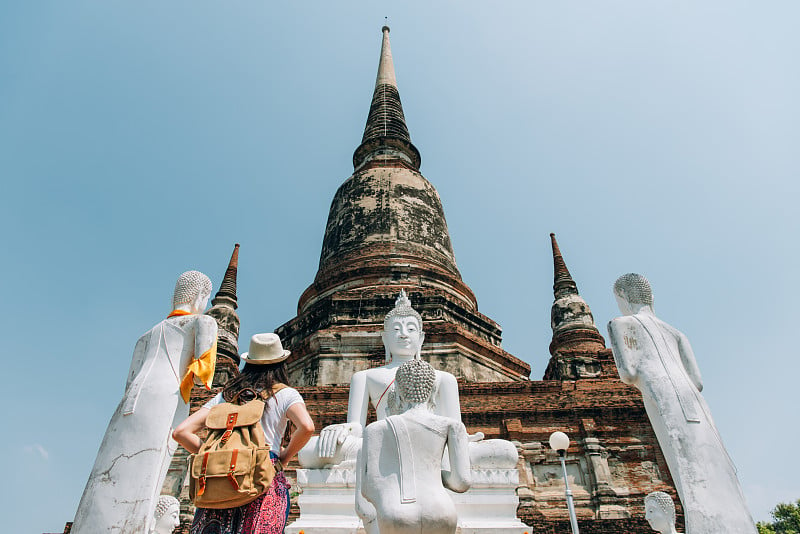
[
  {"x1": 58, "y1": 26, "x2": 683, "y2": 534},
  {"x1": 276, "y1": 27, "x2": 681, "y2": 533},
  {"x1": 276, "y1": 26, "x2": 530, "y2": 387}
]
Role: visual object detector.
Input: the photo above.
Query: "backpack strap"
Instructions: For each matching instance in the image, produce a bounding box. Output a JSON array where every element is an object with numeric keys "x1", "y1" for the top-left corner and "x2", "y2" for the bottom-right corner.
[
  {"x1": 258, "y1": 383, "x2": 289, "y2": 401},
  {"x1": 231, "y1": 387, "x2": 259, "y2": 405}
]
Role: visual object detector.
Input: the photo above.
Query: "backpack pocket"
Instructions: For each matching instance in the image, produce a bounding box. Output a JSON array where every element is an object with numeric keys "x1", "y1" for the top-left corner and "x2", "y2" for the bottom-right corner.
[{"x1": 189, "y1": 446, "x2": 275, "y2": 509}]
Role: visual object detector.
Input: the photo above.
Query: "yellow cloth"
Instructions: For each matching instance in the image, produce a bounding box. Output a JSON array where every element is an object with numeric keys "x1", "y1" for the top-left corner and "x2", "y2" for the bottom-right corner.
[
  {"x1": 168, "y1": 310, "x2": 217, "y2": 402},
  {"x1": 180, "y1": 340, "x2": 217, "y2": 403}
]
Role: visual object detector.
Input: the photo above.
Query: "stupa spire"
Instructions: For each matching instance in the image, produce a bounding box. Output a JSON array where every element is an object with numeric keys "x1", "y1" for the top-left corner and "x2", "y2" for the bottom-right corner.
[
  {"x1": 551, "y1": 233, "x2": 579, "y2": 299},
  {"x1": 353, "y1": 26, "x2": 421, "y2": 171},
  {"x1": 277, "y1": 26, "x2": 531, "y2": 387},
  {"x1": 206, "y1": 243, "x2": 242, "y2": 384},
  {"x1": 375, "y1": 25, "x2": 397, "y2": 87},
  {"x1": 211, "y1": 243, "x2": 239, "y2": 309},
  {"x1": 545, "y1": 234, "x2": 609, "y2": 380}
]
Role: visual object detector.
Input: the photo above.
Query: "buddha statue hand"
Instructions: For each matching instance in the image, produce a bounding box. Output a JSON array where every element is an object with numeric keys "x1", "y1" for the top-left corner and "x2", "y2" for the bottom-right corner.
[{"x1": 317, "y1": 422, "x2": 363, "y2": 460}]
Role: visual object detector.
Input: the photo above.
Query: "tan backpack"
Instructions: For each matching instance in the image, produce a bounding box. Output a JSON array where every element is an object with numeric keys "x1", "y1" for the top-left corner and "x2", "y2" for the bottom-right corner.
[{"x1": 189, "y1": 384, "x2": 287, "y2": 509}]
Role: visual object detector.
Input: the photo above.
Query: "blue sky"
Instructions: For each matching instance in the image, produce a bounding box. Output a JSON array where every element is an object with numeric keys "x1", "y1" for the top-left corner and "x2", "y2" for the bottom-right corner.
[{"x1": 1, "y1": 2, "x2": 798, "y2": 532}]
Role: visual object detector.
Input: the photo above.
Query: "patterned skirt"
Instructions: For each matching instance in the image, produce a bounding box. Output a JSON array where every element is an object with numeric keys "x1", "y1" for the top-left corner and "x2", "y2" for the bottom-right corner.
[{"x1": 190, "y1": 466, "x2": 291, "y2": 534}]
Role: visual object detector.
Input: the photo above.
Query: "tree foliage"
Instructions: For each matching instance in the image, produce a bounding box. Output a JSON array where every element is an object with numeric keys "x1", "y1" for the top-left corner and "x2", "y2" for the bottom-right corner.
[{"x1": 757, "y1": 499, "x2": 800, "y2": 534}]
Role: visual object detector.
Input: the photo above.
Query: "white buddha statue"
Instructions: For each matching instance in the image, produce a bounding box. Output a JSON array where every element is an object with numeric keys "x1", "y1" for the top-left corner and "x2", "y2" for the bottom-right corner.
[
  {"x1": 151, "y1": 495, "x2": 180, "y2": 534},
  {"x1": 298, "y1": 291, "x2": 517, "y2": 471},
  {"x1": 356, "y1": 359, "x2": 471, "y2": 534},
  {"x1": 644, "y1": 491, "x2": 680, "y2": 534},
  {"x1": 608, "y1": 273, "x2": 756, "y2": 534},
  {"x1": 299, "y1": 291, "x2": 463, "y2": 468},
  {"x1": 73, "y1": 271, "x2": 218, "y2": 534},
  {"x1": 290, "y1": 291, "x2": 524, "y2": 534}
]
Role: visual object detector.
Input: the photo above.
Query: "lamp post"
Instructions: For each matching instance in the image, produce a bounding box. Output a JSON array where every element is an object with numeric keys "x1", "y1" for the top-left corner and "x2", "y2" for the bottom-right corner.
[{"x1": 549, "y1": 431, "x2": 580, "y2": 534}]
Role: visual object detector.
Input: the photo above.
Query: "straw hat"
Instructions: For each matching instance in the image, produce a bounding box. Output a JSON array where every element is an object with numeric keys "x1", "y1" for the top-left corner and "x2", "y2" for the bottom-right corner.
[{"x1": 240, "y1": 333, "x2": 291, "y2": 365}]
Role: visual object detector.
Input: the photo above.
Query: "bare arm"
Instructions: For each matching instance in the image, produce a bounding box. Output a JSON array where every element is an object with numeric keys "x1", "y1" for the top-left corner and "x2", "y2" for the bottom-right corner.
[
  {"x1": 125, "y1": 336, "x2": 148, "y2": 391},
  {"x1": 436, "y1": 372, "x2": 485, "y2": 440},
  {"x1": 280, "y1": 402, "x2": 315, "y2": 464},
  {"x1": 346, "y1": 370, "x2": 370, "y2": 427},
  {"x1": 442, "y1": 420, "x2": 471, "y2": 493},
  {"x1": 355, "y1": 434, "x2": 377, "y2": 524},
  {"x1": 172, "y1": 407, "x2": 210, "y2": 454},
  {"x1": 435, "y1": 371, "x2": 462, "y2": 421},
  {"x1": 357, "y1": 428, "x2": 369, "y2": 499},
  {"x1": 317, "y1": 371, "x2": 368, "y2": 458},
  {"x1": 677, "y1": 332, "x2": 703, "y2": 392},
  {"x1": 607, "y1": 319, "x2": 639, "y2": 385}
]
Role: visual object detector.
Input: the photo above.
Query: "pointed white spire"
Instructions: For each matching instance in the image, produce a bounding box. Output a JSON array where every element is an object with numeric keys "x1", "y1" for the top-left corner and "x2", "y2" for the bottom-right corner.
[{"x1": 376, "y1": 26, "x2": 397, "y2": 87}]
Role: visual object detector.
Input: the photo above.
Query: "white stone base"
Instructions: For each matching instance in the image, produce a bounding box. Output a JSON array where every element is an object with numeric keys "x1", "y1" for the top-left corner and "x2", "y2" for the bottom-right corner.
[
  {"x1": 454, "y1": 468, "x2": 529, "y2": 534},
  {"x1": 285, "y1": 467, "x2": 528, "y2": 534},
  {"x1": 284, "y1": 467, "x2": 364, "y2": 534}
]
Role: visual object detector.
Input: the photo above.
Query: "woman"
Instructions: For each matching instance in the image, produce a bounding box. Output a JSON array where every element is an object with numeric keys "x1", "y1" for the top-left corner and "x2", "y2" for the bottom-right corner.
[{"x1": 173, "y1": 333, "x2": 315, "y2": 534}]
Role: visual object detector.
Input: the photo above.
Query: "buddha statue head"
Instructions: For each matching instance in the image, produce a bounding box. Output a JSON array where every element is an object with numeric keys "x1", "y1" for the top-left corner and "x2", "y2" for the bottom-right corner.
[
  {"x1": 382, "y1": 290, "x2": 424, "y2": 363},
  {"x1": 388, "y1": 358, "x2": 437, "y2": 415},
  {"x1": 151, "y1": 495, "x2": 180, "y2": 534},
  {"x1": 644, "y1": 491, "x2": 677, "y2": 534},
  {"x1": 613, "y1": 273, "x2": 654, "y2": 316},
  {"x1": 172, "y1": 270, "x2": 213, "y2": 314}
]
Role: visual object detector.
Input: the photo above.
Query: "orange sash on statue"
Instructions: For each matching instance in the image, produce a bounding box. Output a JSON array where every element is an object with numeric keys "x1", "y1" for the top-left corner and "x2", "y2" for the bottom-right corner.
[
  {"x1": 168, "y1": 310, "x2": 217, "y2": 402},
  {"x1": 180, "y1": 341, "x2": 217, "y2": 402}
]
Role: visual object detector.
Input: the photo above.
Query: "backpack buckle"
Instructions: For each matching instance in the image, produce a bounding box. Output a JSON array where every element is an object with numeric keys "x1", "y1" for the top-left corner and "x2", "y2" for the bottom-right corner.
[
  {"x1": 197, "y1": 452, "x2": 210, "y2": 496},
  {"x1": 220, "y1": 412, "x2": 238, "y2": 445},
  {"x1": 227, "y1": 449, "x2": 240, "y2": 490}
]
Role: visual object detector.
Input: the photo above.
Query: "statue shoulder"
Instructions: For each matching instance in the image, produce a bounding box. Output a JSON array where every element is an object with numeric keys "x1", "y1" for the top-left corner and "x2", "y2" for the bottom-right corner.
[
  {"x1": 433, "y1": 412, "x2": 464, "y2": 429},
  {"x1": 607, "y1": 315, "x2": 646, "y2": 339},
  {"x1": 350, "y1": 368, "x2": 371, "y2": 386},
  {"x1": 608, "y1": 315, "x2": 636, "y2": 329},
  {"x1": 195, "y1": 314, "x2": 217, "y2": 327},
  {"x1": 420, "y1": 412, "x2": 457, "y2": 433},
  {"x1": 189, "y1": 314, "x2": 218, "y2": 335},
  {"x1": 364, "y1": 418, "x2": 389, "y2": 436},
  {"x1": 655, "y1": 318, "x2": 684, "y2": 338},
  {"x1": 364, "y1": 365, "x2": 399, "y2": 379},
  {"x1": 435, "y1": 369, "x2": 458, "y2": 385}
]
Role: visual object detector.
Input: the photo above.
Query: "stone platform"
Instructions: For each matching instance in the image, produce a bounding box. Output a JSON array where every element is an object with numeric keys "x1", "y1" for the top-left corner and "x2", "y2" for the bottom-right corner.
[{"x1": 285, "y1": 467, "x2": 528, "y2": 534}]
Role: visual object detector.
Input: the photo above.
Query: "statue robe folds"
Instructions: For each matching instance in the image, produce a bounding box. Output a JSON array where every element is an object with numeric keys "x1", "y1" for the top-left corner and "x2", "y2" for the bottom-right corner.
[
  {"x1": 359, "y1": 414, "x2": 471, "y2": 534},
  {"x1": 608, "y1": 313, "x2": 756, "y2": 534},
  {"x1": 73, "y1": 313, "x2": 217, "y2": 534}
]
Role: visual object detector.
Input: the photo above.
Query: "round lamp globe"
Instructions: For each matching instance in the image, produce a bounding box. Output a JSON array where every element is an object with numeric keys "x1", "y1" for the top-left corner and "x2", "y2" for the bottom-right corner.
[{"x1": 549, "y1": 431, "x2": 570, "y2": 452}]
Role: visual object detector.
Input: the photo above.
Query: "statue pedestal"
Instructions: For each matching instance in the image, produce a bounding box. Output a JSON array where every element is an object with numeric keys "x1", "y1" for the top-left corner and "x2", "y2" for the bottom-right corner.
[
  {"x1": 453, "y1": 468, "x2": 529, "y2": 533},
  {"x1": 285, "y1": 467, "x2": 528, "y2": 534},
  {"x1": 285, "y1": 468, "x2": 363, "y2": 534}
]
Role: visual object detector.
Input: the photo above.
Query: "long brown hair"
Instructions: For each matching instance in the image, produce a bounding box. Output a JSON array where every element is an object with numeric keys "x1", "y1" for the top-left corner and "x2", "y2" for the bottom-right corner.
[{"x1": 221, "y1": 361, "x2": 290, "y2": 404}]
